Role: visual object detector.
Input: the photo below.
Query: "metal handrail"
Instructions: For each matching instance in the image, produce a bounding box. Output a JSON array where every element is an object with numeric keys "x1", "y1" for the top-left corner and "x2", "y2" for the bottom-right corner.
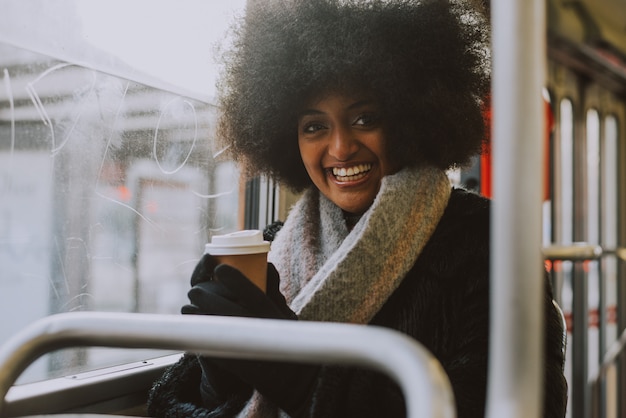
[
  {"x1": 542, "y1": 243, "x2": 626, "y2": 261},
  {"x1": 591, "y1": 327, "x2": 626, "y2": 418},
  {"x1": 487, "y1": 0, "x2": 547, "y2": 416},
  {"x1": 543, "y1": 243, "x2": 604, "y2": 261},
  {"x1": 0, "y1": 312, "x2": 455, "y2": 418},
  {"x1": 613, "y1": 247, "x2": 626, "y2": 261},
  {"x1": 599, "y1": 327, "x2": 626, "y2": 376}
]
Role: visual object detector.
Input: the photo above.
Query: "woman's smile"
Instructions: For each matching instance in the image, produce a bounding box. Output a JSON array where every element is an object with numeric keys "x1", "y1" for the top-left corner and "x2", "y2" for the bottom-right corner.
[{"x1": 329, "y1": 163, "x2": 372, "y2": 183}]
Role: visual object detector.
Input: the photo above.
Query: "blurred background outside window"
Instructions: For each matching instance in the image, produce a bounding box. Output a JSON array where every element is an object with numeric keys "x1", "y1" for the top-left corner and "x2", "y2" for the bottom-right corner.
[{"x1": 0, "y1": 0, "x2": 246, "y2": 383}]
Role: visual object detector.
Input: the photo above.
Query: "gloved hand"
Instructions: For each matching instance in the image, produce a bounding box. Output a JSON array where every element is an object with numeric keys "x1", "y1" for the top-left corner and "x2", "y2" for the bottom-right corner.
[
  {"x1": 183, "y1": 262, "x2": 296, "y2": 320},
  {"x1": 183, "y1": 261, "x2": 319, "y2": 417},
  {"x1": 181, "y1": 255, "x2": 252, "y2": 410}
]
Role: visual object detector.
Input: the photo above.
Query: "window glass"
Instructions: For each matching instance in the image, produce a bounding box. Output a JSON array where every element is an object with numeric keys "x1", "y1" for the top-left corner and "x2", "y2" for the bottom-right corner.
[{"x1": 0, "y1": 0, "x2": 245, "y2": 383}]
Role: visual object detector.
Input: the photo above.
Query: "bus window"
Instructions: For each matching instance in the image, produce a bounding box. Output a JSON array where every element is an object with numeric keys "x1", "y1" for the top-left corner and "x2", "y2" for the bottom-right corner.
[{"x1": 0, "y1": 0, "x2": 246, "y2": 384}]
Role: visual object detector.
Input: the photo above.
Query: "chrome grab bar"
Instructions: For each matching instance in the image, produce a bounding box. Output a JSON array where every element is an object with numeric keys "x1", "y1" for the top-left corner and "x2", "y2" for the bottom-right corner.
[
  {"x1": 613, "y1": 247, "x2": 626, "y2": 261},
  {"x1": 542, "y1": 243, "x2": 626, "y2": 261},
  {"x1": 542, "y1": 244, "x2": 604, "y2": 261},
  {"x1": 0, "y1": 312, "x2": 455, "y2": 418},
  {"x1": 600, "y1": 327, "x2": 626, "y2": 374},
  {"x1": 487, "y1": 0, "x2": 547, "y2": 416},
  {"x1": 591, "y1": 327, "x2": 626, "y2": 418}
]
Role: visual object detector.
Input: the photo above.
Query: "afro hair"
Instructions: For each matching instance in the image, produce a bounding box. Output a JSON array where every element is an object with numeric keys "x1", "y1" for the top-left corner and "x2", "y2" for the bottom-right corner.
[{"x1": 217, "y1": 0, "x2": 491, "y2": 191}]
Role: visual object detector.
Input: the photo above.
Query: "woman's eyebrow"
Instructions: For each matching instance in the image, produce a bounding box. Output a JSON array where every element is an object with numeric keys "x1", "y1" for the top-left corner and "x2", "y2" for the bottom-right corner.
[
  {"x1": 347, "y1": 99, "x2": 376, "y2": 110},
  {"x1": 298, "y1": 109, "x2": 325, "y2": 117}
]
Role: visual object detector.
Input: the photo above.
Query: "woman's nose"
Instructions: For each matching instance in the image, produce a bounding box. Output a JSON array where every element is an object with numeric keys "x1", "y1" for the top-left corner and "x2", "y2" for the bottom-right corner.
[{"x1": 328, "y1": 126, "x2": 358, "y2": 161}]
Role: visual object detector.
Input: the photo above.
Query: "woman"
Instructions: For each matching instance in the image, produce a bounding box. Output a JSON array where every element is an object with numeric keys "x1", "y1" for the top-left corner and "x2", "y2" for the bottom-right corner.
[{"x1": 147, "y1": 0, "x2": 567, "y2": 417}]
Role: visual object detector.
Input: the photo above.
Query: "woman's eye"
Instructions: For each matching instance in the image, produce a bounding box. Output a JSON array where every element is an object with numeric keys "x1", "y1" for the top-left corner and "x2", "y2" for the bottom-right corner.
[
  {"x1": 353, "y1": 113, "x2": 378, "y2": 127},
  {"x1": 302, "y1": 122, "x2": 325, "y2": 133}
]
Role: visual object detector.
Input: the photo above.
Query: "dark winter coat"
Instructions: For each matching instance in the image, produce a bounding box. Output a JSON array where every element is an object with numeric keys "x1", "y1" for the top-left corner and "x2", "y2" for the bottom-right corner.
[{"x1": 147, "y1": 188, "x2": 568, "y2": 418}]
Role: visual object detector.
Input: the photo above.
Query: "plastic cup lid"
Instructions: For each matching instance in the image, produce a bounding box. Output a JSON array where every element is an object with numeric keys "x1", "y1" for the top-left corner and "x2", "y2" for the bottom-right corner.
[{"x1": 205, "y1": 230, "x2": 270, "y2": 255}]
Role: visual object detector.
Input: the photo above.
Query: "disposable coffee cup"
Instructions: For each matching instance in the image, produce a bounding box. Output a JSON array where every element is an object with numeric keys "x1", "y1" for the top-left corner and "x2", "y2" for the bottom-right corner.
[{"x1": 205, "y1": 230, "x2": 271, "y2": 292}]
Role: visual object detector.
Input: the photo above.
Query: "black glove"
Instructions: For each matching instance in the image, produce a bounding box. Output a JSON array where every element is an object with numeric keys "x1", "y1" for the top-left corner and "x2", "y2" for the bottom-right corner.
[
  {"x1": 182, "y1": 255, "x2": 253, "y2": 410},
  {"x1": 183, "y1": 262, "x2": 296, "y2": 320},
  {"x1": 184, "y1": 262, "x2": 319, "y2": 417}
]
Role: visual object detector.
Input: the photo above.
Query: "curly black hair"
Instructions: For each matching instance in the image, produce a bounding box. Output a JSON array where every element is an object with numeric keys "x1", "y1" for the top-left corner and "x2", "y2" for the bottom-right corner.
[{"x1": 217, "y1": 0, "x2": 490, "y2": 192}]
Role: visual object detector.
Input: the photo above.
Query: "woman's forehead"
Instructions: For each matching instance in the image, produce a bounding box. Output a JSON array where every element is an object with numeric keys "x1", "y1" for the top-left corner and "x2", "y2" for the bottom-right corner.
[{"x1": 301, "y1": 86, "x2": 379, "y2": 109}]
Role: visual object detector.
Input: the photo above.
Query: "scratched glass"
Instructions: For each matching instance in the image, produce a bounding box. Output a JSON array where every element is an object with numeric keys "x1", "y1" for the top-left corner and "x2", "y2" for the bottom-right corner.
[{"x1": 0, "y1": 8, "x2": 242, "y2": 382}]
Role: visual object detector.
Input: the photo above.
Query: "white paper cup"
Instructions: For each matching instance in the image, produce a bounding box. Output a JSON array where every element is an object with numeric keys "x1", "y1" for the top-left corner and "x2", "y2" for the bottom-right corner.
[{"x1": 205, "y1": 230, "x2": 271, "y2": 292}]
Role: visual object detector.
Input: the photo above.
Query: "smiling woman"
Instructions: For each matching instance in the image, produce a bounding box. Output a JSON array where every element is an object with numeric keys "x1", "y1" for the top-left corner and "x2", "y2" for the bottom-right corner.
[{"x1": 146, "y1": 1, "x2": 568, "y2": 418}]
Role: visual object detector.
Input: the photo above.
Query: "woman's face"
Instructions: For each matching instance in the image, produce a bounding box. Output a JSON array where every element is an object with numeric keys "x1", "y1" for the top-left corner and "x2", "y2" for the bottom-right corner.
[{"x1": 297, "y1": 93, "x2": 399, "y2": 215}]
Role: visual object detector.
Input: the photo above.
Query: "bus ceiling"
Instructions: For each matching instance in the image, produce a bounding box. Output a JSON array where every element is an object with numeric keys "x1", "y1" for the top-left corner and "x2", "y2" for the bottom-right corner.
[{"x1": 548, "y1": 0, "x2": 626, "y2": 59}]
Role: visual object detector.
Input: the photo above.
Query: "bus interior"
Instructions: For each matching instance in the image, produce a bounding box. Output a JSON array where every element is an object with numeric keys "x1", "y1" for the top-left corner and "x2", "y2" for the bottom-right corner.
[{"x1": 1, "y1": 0, "x2": 626, "y2": 417}]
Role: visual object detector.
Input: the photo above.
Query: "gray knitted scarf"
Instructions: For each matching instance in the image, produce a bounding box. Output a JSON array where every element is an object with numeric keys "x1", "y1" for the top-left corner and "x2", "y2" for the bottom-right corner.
[{"x1": 239, "y1": 165, "x2": 452, "y2": 417}]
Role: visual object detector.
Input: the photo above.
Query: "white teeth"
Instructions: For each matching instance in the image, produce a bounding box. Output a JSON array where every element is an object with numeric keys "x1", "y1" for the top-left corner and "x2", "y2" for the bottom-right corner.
[{"x1": 332, "y1": 164, "x2": 372, "y2": 180}]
